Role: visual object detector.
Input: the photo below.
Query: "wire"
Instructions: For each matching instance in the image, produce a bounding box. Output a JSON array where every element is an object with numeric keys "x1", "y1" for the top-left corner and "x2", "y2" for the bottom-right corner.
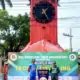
[
  {"x1": 73, "y1": 38, "x2": 80, "y2": 39},
  {"x1": 60, "y1": 1, "x2": 80, "y2": 4},
  {"x1": 1, "y1": 3, "x2": 80, "y2": 5},
  {"x1": 59, "y1": 17, "x2": 80, "y2": 20},
  {"x1": 1, "y1": 1, "x2": 80, "y2": 5},
  {"x1": 59, "y1": 27, "x2": 80, "y2": 28}
]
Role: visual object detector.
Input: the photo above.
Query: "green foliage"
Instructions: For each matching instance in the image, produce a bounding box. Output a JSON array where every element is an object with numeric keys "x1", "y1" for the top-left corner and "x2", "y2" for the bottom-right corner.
[
  {"x1": 0, "y1": 10, "x2": 9, "y2": 29},
  {"x1": 0, "y1": 10, "x2": 30, "y2": 57}
]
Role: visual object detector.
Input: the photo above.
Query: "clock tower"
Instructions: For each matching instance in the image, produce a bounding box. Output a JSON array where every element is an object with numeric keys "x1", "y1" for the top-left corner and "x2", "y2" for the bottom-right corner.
[
  {"x1": 21, "y1": 0, "x2": 64, "y2": 52},
  {"x1": 30, "y1": 0, "x2": 58, "y2": 45}
]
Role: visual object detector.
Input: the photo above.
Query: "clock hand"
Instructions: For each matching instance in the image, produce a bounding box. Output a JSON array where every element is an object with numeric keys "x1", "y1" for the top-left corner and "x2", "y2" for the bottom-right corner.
[
  {"x1": 42, "y1": 8, "x2": 48, "y2": 14},
  {"x1": 45, "y1": 8, "x2": 48, "y2": 12},
  {"x1": 42, "y1": 8, "x2": 49, "y2": 20}
]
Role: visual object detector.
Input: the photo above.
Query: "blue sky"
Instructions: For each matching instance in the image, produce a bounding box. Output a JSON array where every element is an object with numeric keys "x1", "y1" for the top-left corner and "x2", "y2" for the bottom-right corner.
[{"x1": 0, "y1": 0, "x2": 80, "y2": 51}]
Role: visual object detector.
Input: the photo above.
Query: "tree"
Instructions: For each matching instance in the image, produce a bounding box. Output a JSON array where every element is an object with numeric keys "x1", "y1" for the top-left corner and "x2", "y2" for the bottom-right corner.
[
  {"x1": 0, "y1": 10, "x2": 30, "y2": 57},
  {"x1": 0, "y1": 0, "x2": 12, "y2": 10}
]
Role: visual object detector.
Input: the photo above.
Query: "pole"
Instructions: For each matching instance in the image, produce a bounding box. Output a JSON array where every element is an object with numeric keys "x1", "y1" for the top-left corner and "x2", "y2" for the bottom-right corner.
[
  {"x1": 70, "y1": 28, "x2": 72, "y2": 52},
  {"x1": 63, "y1": 28, "x2": 73, "y2": 52}
]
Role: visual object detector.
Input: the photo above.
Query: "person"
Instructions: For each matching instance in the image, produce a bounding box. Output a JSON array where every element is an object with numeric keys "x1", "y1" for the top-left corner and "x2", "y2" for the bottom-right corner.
[
  {"x1": 3, "y1": 61, "x2": 8, "y2": 80},
  {"x1": 28, "y1": 59, "x2": 37, "y2": 80},
  {"x1": 50, "y1": 61, "x2": 60, "y2": 80},
  {"x1": 78, "y1": 56, "x2": 80, "y2": 65},
  {"x1": 41, "y1": 61, "x2": 47, "y2": 70}
]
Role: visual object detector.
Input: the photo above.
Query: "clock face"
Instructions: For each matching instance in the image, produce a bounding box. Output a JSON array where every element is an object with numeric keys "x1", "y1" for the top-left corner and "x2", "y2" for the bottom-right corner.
[
  {"x1": 40, "y1": 77, "x2": 47, "y2": 80},
  {"x1": 33, "y1": 1, "x2": 55, "y2": 23}
]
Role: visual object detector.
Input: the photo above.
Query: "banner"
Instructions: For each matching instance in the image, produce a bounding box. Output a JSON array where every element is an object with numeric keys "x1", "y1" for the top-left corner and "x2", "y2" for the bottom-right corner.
[{"x1": 8, "y1": 52, "x2": 78, "y2": 80}]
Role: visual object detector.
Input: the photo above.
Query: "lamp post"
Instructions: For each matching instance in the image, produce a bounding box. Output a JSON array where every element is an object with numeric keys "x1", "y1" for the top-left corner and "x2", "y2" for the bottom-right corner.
[{"x1": 63, "y1": 28, "x2": 73, "y2": 52}]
